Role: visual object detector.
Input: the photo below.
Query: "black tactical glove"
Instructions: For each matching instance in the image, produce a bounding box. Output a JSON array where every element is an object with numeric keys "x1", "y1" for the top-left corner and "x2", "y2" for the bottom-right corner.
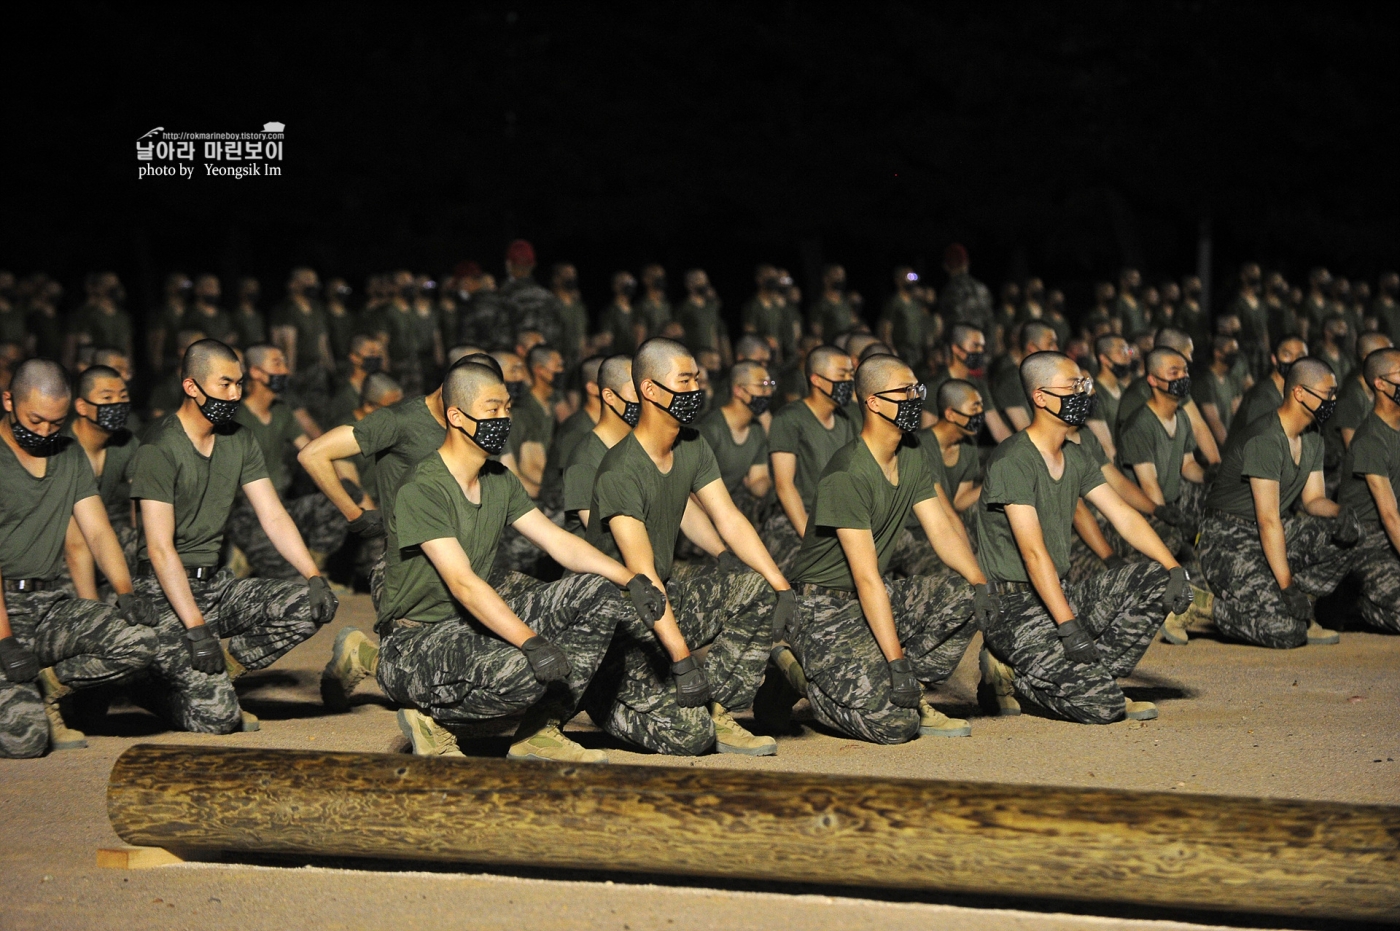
[
  {"x1": 185, "y1": 625, "x2": 225, "y2": 675},
  {"x1": 0, "y1": 636, "x2": 39, "y2": 683},
  {"x1": 1331, "y1": 506, "x2": 1361, "y2": 548},
  {"x1": 1154, "y1": 503, "x2": 1187, "y2": 527},
  {"x1": 972, "y1": 582, "x2": 998, "y2": 628},
  {"x1": 521, "y1": 635, "x2": 571, "y2": 683},
  {"x1": 1057, "y1": 617, "x2": 1099, "y2": 666},
  {"x1": 307, "y1": 576, "x2": 339, "y2": 624},
  {"x1": 671, "y1": 655, "x2": 711, "y2": 708},
  {"x1": 347, "y1": 508, "x2": 386, "y2": 538},
  {"x1": 1103, "y1": 554, "x2": 1127, "y2": 571},
  {"x1": 1279, "y1": 584, "x2": 1313, "y2": 622},
  {"x1": 771, "y1": 588, "x2": 798, "y2": 640},
  {"x1": 1164, "y1": 566, "x2": 1193, "y2": 616},
  {"x1": 626, "y1": 574, "x2": 667, "y2": 628},
  {"x1": 887, "y1": 657, "x2": 922, "y2": 709},
  {"x1": 716, "y1": 550, "x2": 747, "y2": 574},
  {"x1": 117, "y1": 592, "x2": 158, "y2": 627}
]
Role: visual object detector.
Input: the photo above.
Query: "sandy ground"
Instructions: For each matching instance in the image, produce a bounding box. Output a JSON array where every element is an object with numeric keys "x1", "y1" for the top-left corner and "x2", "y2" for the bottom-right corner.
[{"x1": 1, "y1": 592, "x2": 1396, "y2": 931}]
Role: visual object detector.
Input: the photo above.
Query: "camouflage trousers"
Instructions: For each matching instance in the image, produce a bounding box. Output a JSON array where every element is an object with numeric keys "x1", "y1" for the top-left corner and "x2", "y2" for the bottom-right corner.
[
  {"x1": 377, "y1": 572, "x2": 624, "y2": 726},
  {"x1": 490, "y1": 505, "x2": 564, "y2": 582},
  {"x1": 791, "y1": 575, "x2": 977, "y2": 745},
  {"x1": 981, "y1": 562, "x2": 1169, "y2": 725},
  {"x1": 1112, "y1": 480, "x2": 1209, "y2": 566},
  {"x1": 582, "y1": 569, "x2": 776, "y2": 755},
  {"x1": 889, "y1": 527, "x2": 945, "y2": 579},
  {"x1": 227, "y1": 495, "x2": 348, "y2": 580},
  {"x1": 1197, "y1": 511, "x2": 1351, "y2": 649},
  {"x1": 732, "y1": 489, "x2": 776, "y2": 528},
  {"x1": 0, "y1": 590, "x2": 157, "y2": 758},
  {"x1": 1349, "y1": 524, "x2": 1400, "y2": 634},
  {"x1": 759, "y1": 513, "x2": 803, "y2": 575},
  {"x1": 52, "y1": 522, "x2": 141, "y2": 600},
  {"x1": 133, "y1": 569, "x2": 323, "y2": 733}
]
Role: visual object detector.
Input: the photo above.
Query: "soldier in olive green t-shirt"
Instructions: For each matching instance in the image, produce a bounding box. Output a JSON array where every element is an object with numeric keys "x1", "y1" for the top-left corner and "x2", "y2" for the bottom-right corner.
[
  {"x1": 696, "y1": 360, "x2": 775, "y2": 527},
  {"x1": 1197, "y1": 359, "x2": 1355, "y2": 649}
]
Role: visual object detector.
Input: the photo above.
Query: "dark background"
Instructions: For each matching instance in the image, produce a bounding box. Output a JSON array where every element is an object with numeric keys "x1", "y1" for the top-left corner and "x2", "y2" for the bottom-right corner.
[{"x1": 6, "y1": 1, "x2": 1397, "y2": 327}]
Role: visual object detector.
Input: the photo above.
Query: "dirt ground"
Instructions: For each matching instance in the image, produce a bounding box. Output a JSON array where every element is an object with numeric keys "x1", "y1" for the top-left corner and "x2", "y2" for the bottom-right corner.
[{"x1": 1, "y1": 592, "x2": 1395, "y2": 931}]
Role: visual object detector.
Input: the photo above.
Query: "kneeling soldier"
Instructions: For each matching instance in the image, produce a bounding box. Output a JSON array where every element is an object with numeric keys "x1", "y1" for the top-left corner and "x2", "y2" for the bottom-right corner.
[
  {"x1": 0, "y1": 360, "x2": 157, "y2": 757},
  {"x1": 764, "y1": 356, "x2": 995, "y2": 744},
  {"x1": 375, "y1": 360, "x2": 665, "y2": 761},
  {"x1": 1337, "y1": 348, "x2": 1400, "y2": 633},
  {"x1": 976, "y1": 352, "x2": 1191, "y2": 724}
]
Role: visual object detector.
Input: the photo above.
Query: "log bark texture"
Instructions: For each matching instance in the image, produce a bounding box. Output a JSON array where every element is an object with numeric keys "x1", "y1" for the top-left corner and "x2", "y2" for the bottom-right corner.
[{"x1": 107, "y1": 744, "x2": 1400, "y2": 921}]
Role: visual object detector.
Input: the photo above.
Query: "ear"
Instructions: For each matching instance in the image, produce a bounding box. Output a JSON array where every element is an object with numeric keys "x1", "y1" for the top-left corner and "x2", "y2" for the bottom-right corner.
[{"x1": 1, "y1": 391, "x2": 10, "y2": 413}]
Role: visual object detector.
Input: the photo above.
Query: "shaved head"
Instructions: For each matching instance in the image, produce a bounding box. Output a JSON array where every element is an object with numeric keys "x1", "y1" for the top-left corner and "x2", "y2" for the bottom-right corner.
[
  {"x1": 1021, "y1": 321, "x2": 1057, "y2": 353},
  {"x1": 855, "y1": 354, "x2": 913, "y2": 403},
  {"x1": 10, "y1": 359, "x2": 70, "y2": 403},
  {"x1": 633, "y1": 337, "x2": 693, "y2": 392},
  {"x1": 949, "y1": 324, "x2": 984, "y2": 350},
  {"x1": 937, "y1": 378, "x2": 981, "y2": 415},
  {"x1": 182, "y1": 338, "x2": 239, "y2": 383},
  {"x1": 805, "y1": 344, "x2": 851, "y2": 381},
  {"x1": 361, "y1": 372, "x2": 402, "y2": 406},
  {"x1": 1284, "y1": 357, "x2": 1334, "y2": 394},
  {"x1": 1155, "y1": 327, "x2": 1192, "y2": 354},
  {"x1": 1020, "y1": 350, "x2": 1076, "y2": 400},
  {"x1": 730, "y1": 360, "x2": 765, "y2": 392},
  {"x1": 244, "y1": 343, "x2": 280, "y2": 371},
  {"x1": 442, "y1": 360, "x2": 505, "y2": 413},
  {"x1": 1363, "y1": 346, "x2": 1400, "y2": 389},
  {"x1": 845, "y1": 333, "x2": 881, "y2": 360},
  {"x1": 1146, "y1": 347, "x2": 1187, "y2": 378},
  {"x1": 580, "y1": 355, "x2": 605, "y2": 388},
  {"x1": 1357, "y1": 332, "x2": 1392, "y2": 362},
  {"x1": 77, "y1": 364, "x2": 123, "y2": 399},
  {"x1": 599, "y1": 354, "x2": 633, "y2": 397},
  {"x1": 465, "y1": 352, "x2": 503, "y2": 379}
]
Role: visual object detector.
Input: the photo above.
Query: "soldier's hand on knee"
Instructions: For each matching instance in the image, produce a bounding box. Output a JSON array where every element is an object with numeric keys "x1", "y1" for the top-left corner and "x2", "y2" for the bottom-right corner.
[
  {"x1": 972, "y1": 582, "x2": 998, "y2": 627},
  {"x1": 117, "y1": 592, "x2": 158, "y2": 627},
  {"x1": 1154, "y1": 503, "x2": 1187, "y2": 527},
  {"x1": 1056, "y1": 617, "x2": 1099, "y2": 666},
  {"x1": 626, "y1": 575, "x2": 667, "y2": 628},
  {"x1": 184, "y1": 625, "x2": 225, "y2": 675},
  {"x1": 0, "y1": 637, "x2": 40, "y2": 683},
  {"x1": 1279, "y1": 584, "x2": 1312, "y2": 622},
  {"x1": 1331, "y1": 506, "x2": 1361, "y2": 548},
  {"x1": 1164, "y1": 566, "x2": 1193, "y2": 616},
  {"x1": 307, "y1": 576, "x2": 339, "y2": 624},
  {"x1": 717, "y1": 550, "x2": 746, "y2": 574},
  {"x1": 347, "y1": 508, "x2": 386, "y2": 539},
  {"x1": 887, "y1": 657, "x2": 921, "y2": 708},
  {"x1": 771, "y1": 588, "x2": 798, "y2": 640},
  {"x1": 521, "y1": 635, "x2": 571, "y2": 683},
  {"x1": 670, "y1": 655, "x2": 711, "y2": 708},
  {"x1": 1103, "y1": 554, "x2": 1127, "y2": 570}
]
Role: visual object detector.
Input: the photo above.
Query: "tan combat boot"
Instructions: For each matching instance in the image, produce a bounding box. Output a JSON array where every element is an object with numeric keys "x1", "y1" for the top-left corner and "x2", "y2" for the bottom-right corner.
[
  {"x1": 397, "y1": 707, "x2": 464, "y2": 757},
  {"x1": 1306, "y1": 621, "x2": 1340, "y2": 645},
  {"x1": 918, "y1": 701, "x2": 971, "y2": 737},
  {"x1": 223, "y1": 646, "x2": 247, "y2": 680},
  {"x1": 38, "y1": 667, "x2": 87, "y2": 750},
  {"x1": 977, "y1": 647, "x2": 1020, "y2": 716},
  {"x1": 320, "y1": 627, "x2": 378, "y2": 711},
  {"x1": 508, "y1": 706, "x2": 607, "y2": 763},
  {"x1": 1161, "y1": 612, "x2": 1190, "y2": 645},
  {"x1": 1124, "y1": 698, "x2": 1158, "y2": 720},
  {"x1": 751, "y1": 645, "x2": 808, "y2": 734},
  {"x1": 712, "y1": 703, "x2": 777, "y2": 756}
]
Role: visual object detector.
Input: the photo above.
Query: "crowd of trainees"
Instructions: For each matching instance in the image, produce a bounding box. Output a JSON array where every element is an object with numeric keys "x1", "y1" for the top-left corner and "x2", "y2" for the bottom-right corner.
[{"x1": 2, "y1": 252, "x2": 1400, "y2": 763}]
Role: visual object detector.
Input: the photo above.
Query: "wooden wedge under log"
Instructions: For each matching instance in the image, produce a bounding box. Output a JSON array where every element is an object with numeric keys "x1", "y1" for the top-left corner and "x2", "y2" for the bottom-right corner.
[{"x1": 106, "y1": 744, "x2": 1400, "y2": 921}]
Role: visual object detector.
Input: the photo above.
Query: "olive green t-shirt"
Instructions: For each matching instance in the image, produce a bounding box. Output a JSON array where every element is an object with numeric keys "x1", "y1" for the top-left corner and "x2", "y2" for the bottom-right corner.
[
  {"x1": 990, "y1": 359, "x2": 1028, "y2": 416},
  {"x1": 977, "y1": 431, "x2": 1105, "y2": 583},
  {"x1": 0, "y1": 439, "x2": 99, "y2": 581},
  {"x1": 540, "y1": 407, "x2": 596, "y2": 511},
  {"x1": 507, "y1": 392, "x2": 554, "y2": 463},
  {"x1": 562, "y1": 431, "x2": 611, "y2": 536},
  {"x1": 1118, "y1": 405, "x2": 1196, "y2": 504},
  {"x1": 697, "y1": 408, "x2": 767, "y2": 497},
  {"x1": 923, "y1": 369, "x2": 992, "y2": 417},
  {"x1": 1114, "y1": 378, "x2": 1153, "y2": 438},
  {"x1": 1091, "y1": 379, "x2": 1125, "y2": 437},
  {"x1": 767, "y1": 401, "x2": 856, "y2": 515},
  {"x1": 381, "y1": 453, "x2": 536, "y2": 625},
  {"x1": 1325, "y1": 375, "x2": 1371, "y2": 470},
  {"x1": 75, "y1": 304, "x2": 132, "y2": 353},
  {"x1": 269, "y1": 299, "x2": 329, "y2": 370},
  {"x1": 1338, "y1": 412, "x2": 1400, "y2": 524},
  {"x1": 586, "y1": 430, "x2": 721, "y2": 582},
  {"x1": 62, "y1": 425, "x2": 140, "y2": 528},
  {"x1": 352, "y1": 397, "x2": 447, "y2": 568},
  {"x1": 1204, "y1": 412, "x2": 1322, "y2": 519},
  {"x1": 677, "y1": 297, "x2": 723, "y2": 353},
  {"x1": 1191, "y1": 369, "x2": 1247, "y2": 436},
  {"x1": 130, "y1": 414, "x2": 268, "y2": 566},
  {"x1": 233, "y1": 400, "x2": 303, "y2": 497},
  {"x1": 601, "y1": 303, "x2": 641, "y2": 355},
  {"x1": 1235, "y1": 378, "x2": 1284, "y2": 432},
  {"x1": 1069, "y1": 424, "x2": 1110, "y2": 468},
  {"x1": 335, "y1": 412, "x2": 378, "y2": 501},
  {"x1": 792, "y1": 437, "x2": 936, "y2": 591}
]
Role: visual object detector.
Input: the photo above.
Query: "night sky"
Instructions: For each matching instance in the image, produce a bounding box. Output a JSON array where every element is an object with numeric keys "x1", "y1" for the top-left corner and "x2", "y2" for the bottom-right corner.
[{"x1": 7, "y1": 2, "x2": 1398, "y2": 322}]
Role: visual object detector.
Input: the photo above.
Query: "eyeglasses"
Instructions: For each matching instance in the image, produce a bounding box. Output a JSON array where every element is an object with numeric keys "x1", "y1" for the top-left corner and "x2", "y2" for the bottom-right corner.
[
  {"x1": 1041, "y1": 376, "x2": 1093, "y2": 395},
  {"x1": 744, "y1": 379, "x2": 779, "y2": 390},
  {"x1": 1300, "y1": 385, "x2": 1338, "y2": 402},
  {"x1": 875, "y1": 383, "x2": 927, "y2": 402}
]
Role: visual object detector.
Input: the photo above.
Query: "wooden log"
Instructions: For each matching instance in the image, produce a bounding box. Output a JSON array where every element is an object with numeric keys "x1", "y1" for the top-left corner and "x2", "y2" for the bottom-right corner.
[
  {"x1": 96, "y1": 845, "x2": 186, "y2": 870},
  {"x1": 107, "y1": 744, "x2": 1400, "y2": 922}
]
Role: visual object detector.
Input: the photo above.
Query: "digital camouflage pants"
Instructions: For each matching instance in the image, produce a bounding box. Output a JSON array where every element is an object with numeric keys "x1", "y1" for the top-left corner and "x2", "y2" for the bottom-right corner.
[
  {"x1": 377, "y1": 572, "x2": 624, "y2": 726},
  {"x1": 759, "y1": 513, "x2": 803, "y2": 576},
  {"x1": 489, "y1": 505, "x2": 564, "y2": 582},
  {"x1": 227, "y1": 495, "x2": 348, "y2": 580},
  {"x1": 980, "y1": 562, "x2": 1168, "y2": 725},
  {"x1": 791, "y1": 575, "x2": 977, "y2": 744},
  {"x1": 132, "y1": 569, "x2": 323, "y2": 733},
  {"x1": 0, "y1": 590, "x2": 157, "y2": 758},
  {"x1": 1349, "y1": 523, "x2": 1400, "y2": 634},
  {"x1": 1112, "y1": 480, "x2": 1208, "y2": 567},
  {"x1": 1197, "y1": 511, "x2": 1351, "y2": 648},
  {"x1": 583, "y1": 569, "x2": 776, "y2": 755}
]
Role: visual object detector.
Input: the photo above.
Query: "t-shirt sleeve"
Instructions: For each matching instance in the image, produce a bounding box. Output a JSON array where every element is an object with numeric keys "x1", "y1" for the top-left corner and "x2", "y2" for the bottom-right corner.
[
  {"x1": 69, "y1": 450, "x2": 100, "y2": 503},
  {"x1": 394, "y1": 481, "x2": 456, "y2": 549},
  {"x1": 1117, "y1": 416, "x2": 1155, "y2": 466},
  {"x1": 1240, "y1": 434, "x2": 1284, "y2": 482},
  {"x1": 129, "y1": 444, "x2": 176, "y2": 503},
  {"x1": 1075, "y1": 446, "x2": 1108, "y2": 498},
  {"x1": 237, "y1": 430, "x2": 270, "y2": 486},
  {"x1": 352, "y1": 406, "x2": 398, "y2": 457},
  {"x1": 982, "y1": 453, "x2": 1039, "y2": 508},
  {"x1": 811, "y1": 470, "x2": 873, "y2": 530},
  {"x1": 991, "y1": 370, "x2": 1027, "y2": 412},
  {"x1": 502, "y1": 469, "x2": 537, "y2": 524},
  {"x1": 751, "y1": 431, "x2": 769, "y2": 469},
  {"x1": 594, "y1": 468, "x2": 646, "y2": 524},
  {"x1": 690, "y1": 437, "x2": 723, "y2": 493},
  {"x1": 911, "y1": 453, "x2": 937, "y2": 505},
  {"x1": 767, "y1": 410, "x2": 799, "y2": 454},
  {"x1": 563, "y1": 459, "x2": 596, "y2": 513},
  {"x1": 1350, "y1": 430, "x2": 1391, "y2": 477}
]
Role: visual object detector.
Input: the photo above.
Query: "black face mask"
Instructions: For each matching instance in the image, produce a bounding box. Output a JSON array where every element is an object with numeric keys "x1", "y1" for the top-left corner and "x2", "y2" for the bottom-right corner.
[
  {"x1": 650, "y1": 382, "x2": 706, "y2": 424},
  {"x1": 8, "y1": 414, "x2": 62, "y2": 455},
  {"x1": 190, "y1": 379, "x2": 240, "y2": 426},
  {"x1": 265, "y1": 373, "x2": 290, "y2": 394},
  {"x1": 817, "y1": 376, "x2": 854, "y2": 407},
  {"x1": 301, "y1": 283, "x2": 321, "y2": 299},
  {"x1": 1156, "y1": 375, "x2": 1192, "y2": 399},
  {"x1": 1300, "y1": 386, "x2": 1337, "y2": 425},
  {"x1": 506, "y1": 380, "x2": 530, "y2": 403},
  {"x1": 1109, "y1": 362, "x2": 1133, "y2": 380},
  {"x1": 744, "y1": 394, "x2": 772, "y2": 416},
  {"x1": 619, "y1": 281, "x2": 637, "y2": 298},
  {"x1": 875, "y1": 396, "x2": 922, "y2": 433},
  {"x1": 829, "y1": 279, "x2": 846, "y2": 293},
  {"x1": 1221, "y1": 352, "x2": 1240, "y2": 369},
  {"x1": 360, "y1": 356, "x2": 383, "y2": 375},
  {"x1": 559, "y1": 277, "x2": 578, "y2": 292},
  {"x1": 607, "y1": 397, "x2": 641, "y2": 427},
  {"x1": 952, "y1": 410, "x2": 985, "y2": 436},
  {"x1": 960, "y1": 349, "x2": 986, "y2": 372},
  {"x1": 82, "y1": 399, "x2": 130, "y2": 433},
  {"x1": 457, "y1": 412, "x2": 511, "y2": 455},
  {"x1": 1043, "y1": 389, "x2": 1094, "y2": 427},
  {"x1": 1276, "y1": 360, "x2": 1295, "y2": 379},
  {"x1": 649, "y1": 278, "x2": 667, "y2": 294},
  {"x1": 1385, "y1": 380, "x2": 1400, "y2": 406}
]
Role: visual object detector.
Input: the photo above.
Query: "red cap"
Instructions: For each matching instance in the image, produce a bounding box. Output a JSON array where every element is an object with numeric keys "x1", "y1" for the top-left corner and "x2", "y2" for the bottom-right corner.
[
  {"x1": 506, "y1": 239, "x2": 536, "y2": 267},
  {"x1": 944, "y1": 243, "x2": 968, "y2": 268}
]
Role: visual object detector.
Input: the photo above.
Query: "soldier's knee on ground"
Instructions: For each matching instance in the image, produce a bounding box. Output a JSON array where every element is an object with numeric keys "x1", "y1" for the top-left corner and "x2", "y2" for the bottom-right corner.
[
  {"x1": 0, "y1": 686, "x2": 48, "y2": 758},
  {"x1": 652, "y1": 715, "x2": 716, "y2": 756},
  {"x1": 865, "y1": 706, "x2": 921, "y2": 745}
]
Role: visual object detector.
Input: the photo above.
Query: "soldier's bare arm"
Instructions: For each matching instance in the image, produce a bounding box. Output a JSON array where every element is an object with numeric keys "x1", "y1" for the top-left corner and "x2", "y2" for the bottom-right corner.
[
  {"x1": 1130, "y1": 461, "x2": 1167, "y2": 508},
  {"x1": 72, "y1": 495, "x2": 137, "y2": 596},
  {"x1": 679, "y1": 496, "x2": 725, "y2": 557},
  {"x1": 1086, "y1": 484, "x2": 1178, "y2": 568},
  {"x1": 1200, "y1": 402, "x2": 1228, "y2": 447},
  {"x1": 743, "y1": 463, "x2": 772, "y2": 500},
  {"x1": 1182, "y1": 453, "x2": 1206, "y2": 484},
  {"x1": 516, "y1": 442, "x2": 546, "y2": 497},
  {"x1": 1101, "y1": 462, "x2": 1157, "y2": 514},
  {"x1": 933, "y1": 480, "x2": 972, "y2": 550},
  {"x1": 1366, "y1": 473, "x2": 1400, "y2": 554},
  {"x1": 1184, "y1": 399, "x2": 1221, "y2": 464},
  {"x1": 64, "y1": 515, "x2": 100, "y2": 601},
  {"x1": 1087, "y1": 419, "x2": 1117, "y2": 462},
  {"x1": 693, "y1": 479, "x2": 789, "y2": 591},
  {"x1": 1073, "y1": 499, "x2": 1116, "y2": 561},
  {"x1": 419, "y1": 536, "x2": 535, "y2": 646},
  {"x1": 836, "y1": 526, "x2": 903, "y2": 660},
  {"x1": 608, "y1": 514, "x2": 691, "y2": 662},
  {"x1": 241, "y1": 478, "x2": 321, "y2": 579},
  {"x1": 1004, "y1": 503, "x2": 1076, "y2": 623},
  {"x1": 1298, "y1": 470, "x2": 1339, "y2": 518},
  {"x1": 985, "y1": 409, "x2": 1013, "y2": 443},
  {"x1": 511, "y1": 509, "x2": 631, "y2": 587},
  {"x1": 769, "y1": 452, "x2": 808, "y2": 536},
  {"x1": 297, "y1": 425, "x2": 368, "y2": 521},
  {"x1": 953, "y1": 479, "x2": 980, "y2": 512},
  {"x1": 912, "y1": 497, "x2": 984, "y2": 584},
  {"x1": 1248, "y1": 477, "x2": 1292, "y2": 588},
  {"x1": 141, "y1": 500, "x2": 207, "y2": 629}
]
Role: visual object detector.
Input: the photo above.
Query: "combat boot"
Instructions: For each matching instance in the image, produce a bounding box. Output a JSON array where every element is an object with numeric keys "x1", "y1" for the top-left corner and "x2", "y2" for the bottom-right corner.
[
  {"x1": 918, "y1": 701, "x2": 971, "y2": 737},
  {"x1": 712, "y1": 703, "x2": 777, "y2": 756},
  {"x1": 227, "y1": 546, "x2": 251, "y2": 579},
  {"x1": 223, "y1": 646, "x2": 247, "y2": 680},
  {"x1": 397, "y1": 707, "x2": 464, "y2": 757},
  {"x1": 1306, "y1": 621, "x2": 1340, "y2": 645},
  {"x1": 320, "y1": 627, "x2": 378, "y2": 711},
  {"x1": 1161, "y1": 612, "x2": 1189, "y2": 645},
  {"x1": 976, "y1": 647, "x2": 1020, "y2": 716},
  {"x1": 38, "y1": 667, "x2": 87, "y2": 750},
  {"x1": 751, "y1": 645, "x2": 806, "y2": 734},
  {"x1": 508, "y1": 706, "x2": 607, "y2": 763},
  {"x1": 1124, "y1": 698, "x2": 1158, "y2": 720}
]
